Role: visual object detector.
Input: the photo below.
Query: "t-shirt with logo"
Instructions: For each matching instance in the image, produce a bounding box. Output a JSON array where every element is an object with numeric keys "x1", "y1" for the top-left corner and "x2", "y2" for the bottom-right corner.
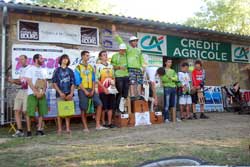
[
  {"x1": 96, "y1": 63, "x2": 114, "y2": 93},
  {"x1": 52, "y1": 67, "x2": 75, "y2": 97},
  {"x1": 74, "y1": 63, "x2": 95, "y2": 89},
  {"x1": 24, "y1": 65, "x2": 47, "y2": 95},
  {"x1": 115, "y1": 35, "x2": 144, "y2": 69},
  {"x1": 160, "y1": 69, "x2": 178, "y2": 88},
  {"x1": 178, "y1": 71, "x2": 191, "y2": 94},
  {"x1": 192, "y1": 69, "x2": 206, "y2": 87},
  {"x1": 111, "y1": 53, "x2": 129, "y2": 77},
  {"x1": 18, "y1": 65, "x2": 30, "y2": 90}
]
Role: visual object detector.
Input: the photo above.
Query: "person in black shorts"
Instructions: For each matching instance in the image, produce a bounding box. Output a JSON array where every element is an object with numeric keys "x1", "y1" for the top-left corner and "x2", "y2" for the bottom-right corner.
[{"x1": 96, "y1": 51, "x2": 116, "y2": 128}]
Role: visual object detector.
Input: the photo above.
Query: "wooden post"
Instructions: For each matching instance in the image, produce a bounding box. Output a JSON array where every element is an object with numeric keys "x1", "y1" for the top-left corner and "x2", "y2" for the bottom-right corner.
[
  {"x1": 125, "y1": 97, "x2": 131, "y2": 114},
  {"x1": 170, "y1": 107, "x2": 176, "y2": 122}
]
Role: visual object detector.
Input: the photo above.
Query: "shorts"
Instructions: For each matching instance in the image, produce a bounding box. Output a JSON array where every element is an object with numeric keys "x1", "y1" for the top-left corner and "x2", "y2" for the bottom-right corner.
[
  {"x1": 191, "y1": 91, "x2": 205, "y2": 104},
  {"x1": 78, "y1": 89, "x2": 102, "y2": 112},
  {"x1": 27, "y1": 94, "x2": 48, "y2": 117},
  {"x1": 179, "y1": 95, "x2": 192, "y2": 105},
  {"x1": 146, "y1": 67, "x2": 158, "y2": 82},
  {"x1": 99, "y1": 93, "x2": 115, "y2": 110},
  {"x1": 128, "y1": 68, "x2": 143, "y2": 85},
  {"x1": 191, "y1": 93, "x2": 198, "y2": 104},
  {"x1": 14, "y1": 89, "x2": 28, "y2": 112}
]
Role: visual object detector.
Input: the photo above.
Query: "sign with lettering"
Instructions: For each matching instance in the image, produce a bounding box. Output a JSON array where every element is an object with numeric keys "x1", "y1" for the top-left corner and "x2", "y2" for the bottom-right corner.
[
  {"x1": 12, "y1": 44, "x2": 115, "y2": 79},
  {"x1": 18, "y1": 20, "x2": 99, "y2": 46},
  {"x1": 167, "y1": 35, "x2": 231, "y2": 62}
]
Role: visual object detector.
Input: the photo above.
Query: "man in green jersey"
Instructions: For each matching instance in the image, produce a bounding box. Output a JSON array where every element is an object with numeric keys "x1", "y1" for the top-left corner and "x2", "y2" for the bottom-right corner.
[
  {"x1": 111, "y1": 44, "x2": 129, "y2": 112},
  {"x1": 112, "y1": 25, "x2": 145, "y2": 99}
]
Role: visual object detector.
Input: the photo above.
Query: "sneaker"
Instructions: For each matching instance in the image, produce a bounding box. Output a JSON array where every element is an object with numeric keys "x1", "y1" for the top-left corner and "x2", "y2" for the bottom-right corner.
[
  {"x1": 193, "y1": 113, "x2": 198, "y2": 119},
  {"x1": 164, "y1": 119, "x2": 170, "y2": 123},
  {"x1": 108, "y1": 124, "x2": 116, "y2": 128},
  {"x1": 96, "y1": 126, "x2": 108, "y2": 130},
  {"x1": 36, "y1": 130, "x2": 45, "y2": 136},
  {"x1": 200, "y1": 113, "x2": 209, "y2": 119},
  {"x1": 187, "y1": 116, "x2": 193, "y2": 120},
  {"x1": 12, "y1": 130, "x2": 24, "y2": 137},
  {"x1": 26, "y1": 131, "x2": 32, "y2": 137},
  {"x1": 119, "y1": 97, "x2": 125, "y2": 112},
  {"x1": 176, "y1": 118, "x2": 182, "y2": 122},
  {"x1": 102, "y1": 124, "x2": 109, "y2": 127}
]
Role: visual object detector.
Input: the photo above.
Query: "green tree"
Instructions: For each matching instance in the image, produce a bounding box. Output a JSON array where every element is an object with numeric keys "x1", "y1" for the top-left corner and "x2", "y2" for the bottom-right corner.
[
  {"x1": 25, "y1": 0, "x2": 113, "y2": 13},
  {"x1": 185, "y1": 0, "x2": 250, "y2": 35}
]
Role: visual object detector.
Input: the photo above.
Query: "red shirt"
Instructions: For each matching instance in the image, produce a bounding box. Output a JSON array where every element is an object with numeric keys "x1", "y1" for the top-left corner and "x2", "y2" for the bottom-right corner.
[{"x1": 192, "y1": 69, "x2": 204, "y2": 87}]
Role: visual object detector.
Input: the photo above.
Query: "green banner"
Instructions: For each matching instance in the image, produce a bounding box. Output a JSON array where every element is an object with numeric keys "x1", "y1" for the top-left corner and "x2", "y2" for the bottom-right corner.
[{"x1": 167, "y1": 35, "x2": 232, "y2": 62}]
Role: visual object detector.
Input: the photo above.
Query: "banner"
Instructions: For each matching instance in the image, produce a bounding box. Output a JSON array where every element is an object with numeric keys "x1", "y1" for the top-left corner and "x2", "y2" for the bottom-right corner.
[
  {"x1": 167, "y1": 35, "x2": 231, "y2": 62},
  {"x1": 12, "y1": 44, "x2": 115, "y2": 79},
  {"x1": 196, "y1": 86, "x2": 224, "y2": 112},
  {"x1": 138, "y1": 33, "x2": 167, "y2": 55},
  {"x1": 145, "y1": 54, "x2": 163, "y2": 67},
  {"x1": 232, "y1": 44, "x2": 250, "y2": 63},
  {"x1": 101, "y1": 29, "x2": 134, "y2": 50},
  {"x1": 135, "y1": 112, "x2": 151, "y2": 126},
  {"x1": 18, "y1": 20, "x2": 99, "y2": 46}
]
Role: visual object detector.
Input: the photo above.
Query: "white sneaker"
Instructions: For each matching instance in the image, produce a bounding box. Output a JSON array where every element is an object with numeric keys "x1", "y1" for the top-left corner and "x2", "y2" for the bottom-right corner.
[
  {"x1": 96, "y1": 126, "x2": 108, "y2": 130},
  {"x1": 119, "y1": 97, "x2": 125, "y2": 112},
  {"x1": 12, "y1": 130, "x2": 24, "y2": 137},
  {"x1": 164, "y1": 119, "x2": 170, "y2": 123},
  {"x1": 176, "y1": 118, "x2": 182, "y2": 122}
]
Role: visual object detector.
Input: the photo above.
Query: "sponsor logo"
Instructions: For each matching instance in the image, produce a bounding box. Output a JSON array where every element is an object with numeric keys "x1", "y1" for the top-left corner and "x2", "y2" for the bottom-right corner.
[
  {"x1": 19, "y1": 21, "x2": 39, "y2": 40},
  {"x1": 233, "y1": 46, "x2": 249, "y2": 63}
]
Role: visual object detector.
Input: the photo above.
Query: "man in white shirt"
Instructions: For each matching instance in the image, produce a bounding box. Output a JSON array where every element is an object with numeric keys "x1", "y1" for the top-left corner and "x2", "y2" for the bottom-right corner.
[
  {"x1": 178, "y1": 62, "x2": 192, "y2": 119},
  {"x1": 25, "y1": 54, "x2": 48, "y2": 137},
  {"x1": 8, "y1": 55, "x2": 29, "y2": 137}
]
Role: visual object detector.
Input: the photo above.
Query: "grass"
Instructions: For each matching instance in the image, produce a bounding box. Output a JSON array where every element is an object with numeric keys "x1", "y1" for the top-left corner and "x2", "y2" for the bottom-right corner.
[{"x1": 0, "y1": 113, "x2": 250, "y2": 167}]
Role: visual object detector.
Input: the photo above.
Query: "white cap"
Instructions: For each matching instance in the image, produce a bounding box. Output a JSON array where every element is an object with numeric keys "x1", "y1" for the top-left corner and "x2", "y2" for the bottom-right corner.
[
  {"x1": 119, "y1": 43, "x2": 127, "y2": 50},
  {"x1": 129, "y1": 36, "x2": 139, "y2": 41}
]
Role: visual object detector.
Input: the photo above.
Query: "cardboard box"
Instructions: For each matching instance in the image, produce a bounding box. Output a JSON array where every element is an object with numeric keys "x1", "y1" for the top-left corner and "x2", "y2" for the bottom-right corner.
[
  {"x1": 150, "y1": 112, "x2": 163, "y2": 124},
  {"x1": 114, "y1": 113, "x2": 135, "y2": 128},
  {"x1": 131, "y1": 100, "x2": 149, "y2": 113}
]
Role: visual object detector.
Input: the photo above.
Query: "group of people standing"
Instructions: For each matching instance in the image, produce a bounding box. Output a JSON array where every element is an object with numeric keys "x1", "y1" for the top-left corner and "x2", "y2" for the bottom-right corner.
[
  {"x1": 156, "y1": 59, "x2": 209, "y2": 123},
  {"x1": 9, "y1": 24, "x2": 208, "y2": 137}
]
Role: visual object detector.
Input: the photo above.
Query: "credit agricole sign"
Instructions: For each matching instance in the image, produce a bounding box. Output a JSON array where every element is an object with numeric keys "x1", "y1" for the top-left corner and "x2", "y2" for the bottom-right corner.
[{"x1": 166, "y1": 35, "x2": 232, "y2": 62}]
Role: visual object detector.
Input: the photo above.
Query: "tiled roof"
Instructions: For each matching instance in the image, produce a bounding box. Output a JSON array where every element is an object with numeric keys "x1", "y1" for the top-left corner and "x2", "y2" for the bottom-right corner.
[{"x1": 1, "y1": 0, "x2": 250, "y2": 42}]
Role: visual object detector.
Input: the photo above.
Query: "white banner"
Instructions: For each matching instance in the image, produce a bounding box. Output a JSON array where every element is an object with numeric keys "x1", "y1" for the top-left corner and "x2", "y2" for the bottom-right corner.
[
  {"x1": 137, "y1": 32, "x2": 167, "y2": 55},
  {"x1": 18, "y1": 20, "x2": 99, "y2": 46},
  {"x1": 12, "y1": 44, "x2": 115, "y2": 79},
  {"x1": 232, "y1": 44, "x2": 250, "y2": 63},
  {"x1": 135, "y1": 112, "x2": 151, "y2": 126}
]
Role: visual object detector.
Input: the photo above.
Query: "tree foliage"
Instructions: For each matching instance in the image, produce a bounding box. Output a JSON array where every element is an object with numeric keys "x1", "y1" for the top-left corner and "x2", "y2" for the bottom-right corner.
[{"x1": 185, "y1": 0, "x2": 250, "y2": 35}]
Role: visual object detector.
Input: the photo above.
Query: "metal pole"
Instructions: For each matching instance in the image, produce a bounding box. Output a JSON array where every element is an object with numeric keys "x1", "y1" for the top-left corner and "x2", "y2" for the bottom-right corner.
[{"x1": 1, "y1": 6, "x2": 7, "y2": 125}]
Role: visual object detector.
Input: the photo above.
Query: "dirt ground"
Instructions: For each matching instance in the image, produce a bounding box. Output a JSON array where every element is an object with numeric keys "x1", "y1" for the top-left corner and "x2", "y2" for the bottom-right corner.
[{"x1": 0, "y1": 112, "x2": 250, "y2": 167}]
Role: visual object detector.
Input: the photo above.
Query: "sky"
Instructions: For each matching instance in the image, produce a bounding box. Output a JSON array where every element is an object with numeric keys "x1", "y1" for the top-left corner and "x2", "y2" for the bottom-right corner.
[{"x1": 102, "y1": 0, "x2": 205, "y2": 23}]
